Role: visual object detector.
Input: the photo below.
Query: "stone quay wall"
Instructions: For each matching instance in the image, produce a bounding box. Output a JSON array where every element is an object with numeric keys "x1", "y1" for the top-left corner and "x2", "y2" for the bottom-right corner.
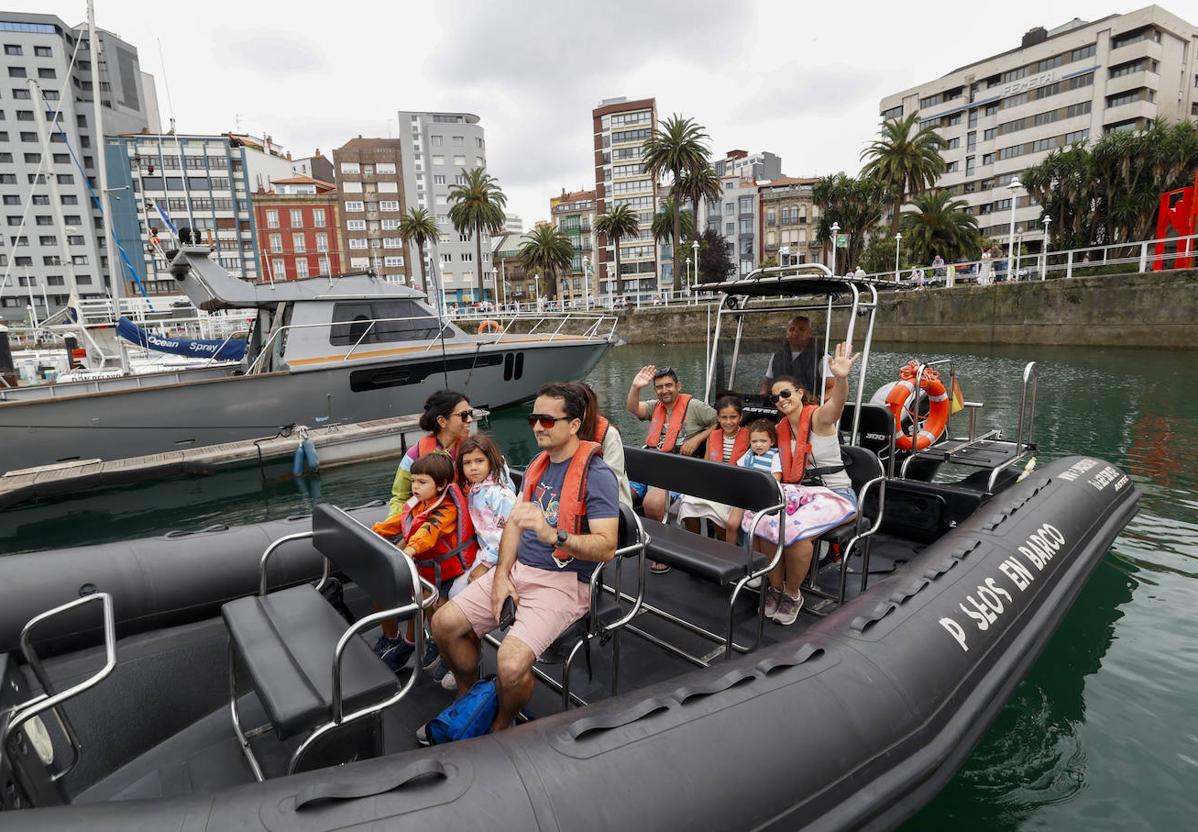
[{"x1": 615, "y1": 271, "x2": 1198, "y2": 349}]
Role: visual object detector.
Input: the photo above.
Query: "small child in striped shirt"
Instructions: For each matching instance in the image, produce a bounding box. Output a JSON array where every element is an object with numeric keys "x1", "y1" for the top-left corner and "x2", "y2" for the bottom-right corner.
[{"x1": 737, "y1": 419, "x2": 782, "y2": 481}]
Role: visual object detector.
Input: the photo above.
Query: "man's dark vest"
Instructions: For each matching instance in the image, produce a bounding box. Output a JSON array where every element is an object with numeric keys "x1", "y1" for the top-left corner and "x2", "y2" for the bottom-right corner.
[{"x1": 771, "y1": 340, "x2": 818, "y2": 393}]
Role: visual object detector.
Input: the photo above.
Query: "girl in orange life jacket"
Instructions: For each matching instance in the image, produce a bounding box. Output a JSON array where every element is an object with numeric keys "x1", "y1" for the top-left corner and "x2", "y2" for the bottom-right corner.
[
  {"x1": 371, "y1": 451, "x2": 478, "y2": 672},
  {"x1": 676, "y1": 395, "x2": 750, "y2": 543},
  {"x1": 741, "y1": 342, "x2": 860, "y2": 627},
  {"x1": 387, "y1": 390, "x2": 473, "y2": 517}
]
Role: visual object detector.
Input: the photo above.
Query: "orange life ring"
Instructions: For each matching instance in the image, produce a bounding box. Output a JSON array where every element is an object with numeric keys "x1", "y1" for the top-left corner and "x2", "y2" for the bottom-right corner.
[
  {"x1": 477, "y1": 320, "x2": 502, "y2": 335},
  {"x1": 885, "y1": 361, "x2": 950, "y2": 451}
]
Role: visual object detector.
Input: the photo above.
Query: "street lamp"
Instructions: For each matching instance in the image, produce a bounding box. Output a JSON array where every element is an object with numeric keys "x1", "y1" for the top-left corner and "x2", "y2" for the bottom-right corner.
[
  {"x1": 830, "y1": 222, "x2": 840, "y2": 275},
  {"x1": 1041, "y1": 216, "x2": 1052, "y2": 281},
  {"x1": 894, "y1": 232, "x2": 902, "y2": 281},
  {"x1": 583, "y1": 256, "x2": 593, "y2": 308},
  {"x1": 691, "y1": 239, "x2": 699, "y2": 298},
  {"x1": 1006, "y1": 178, "x2": 1022, "y2": 280}
]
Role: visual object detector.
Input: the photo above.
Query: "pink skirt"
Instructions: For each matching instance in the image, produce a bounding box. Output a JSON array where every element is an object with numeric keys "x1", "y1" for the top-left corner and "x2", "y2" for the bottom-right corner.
[{"x1": 741, "y1": 484, "x2": 857, "y2": 545}]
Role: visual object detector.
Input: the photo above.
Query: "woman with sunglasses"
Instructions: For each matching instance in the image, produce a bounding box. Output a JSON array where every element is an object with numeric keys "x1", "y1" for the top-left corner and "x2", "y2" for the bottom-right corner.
[
  {"x1": 743, "y1": 341, "x2": 859, "y2": 626},
  {"x1": 387, "y1": 389, "x2": 474, "y2": 517}
]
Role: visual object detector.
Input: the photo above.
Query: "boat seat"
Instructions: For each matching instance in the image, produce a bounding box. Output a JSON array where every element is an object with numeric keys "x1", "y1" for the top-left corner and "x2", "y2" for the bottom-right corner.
[
  {"x1": 223, "y1": 504, "x2": 424, "y2": 780},
  {"x1": 640, "y1": 520, "x2": 767, "y2": 585},
  {"x1": 624, "y1": 446, "x2": 784, "y2": 663},
  {"x1": 223, "y1": 586, "x2": 395, "y2": 740}
]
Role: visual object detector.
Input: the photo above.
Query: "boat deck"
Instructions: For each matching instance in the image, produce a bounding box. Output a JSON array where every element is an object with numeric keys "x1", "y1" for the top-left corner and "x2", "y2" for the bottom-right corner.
[{"x1": 59, "y1": 535, "x2": 921, "y2": 803}]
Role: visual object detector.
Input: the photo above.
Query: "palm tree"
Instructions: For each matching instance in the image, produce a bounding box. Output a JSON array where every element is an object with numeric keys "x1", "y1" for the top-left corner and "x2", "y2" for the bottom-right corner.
[
  {"x1": 675, "y1": 163, "x2": 721, "y2": 237},
  {"x1": 594, "y1": 204, "x2": 640, "y2": 297},
  {"x1": 448, "y1": 167, "x2": 507, "y2": 301},
  {"x1": 518, "y1": 223, "x2": 574, "y2": 302},
  {"x1": 900, "y1": 190, "x2": 981, "y2": 264},
  {"x1": 643, "y1": 114, "x2": 710, "y2": 291},
  {"x1": 397, "y1": 207, "x2": 438, "y2": 294},
  {"x1": 861, "y1": 112, "x2": 947, "y2": 235},
  {"x1": 652, "y1": 199, "x2": 695, "y2": 244}
]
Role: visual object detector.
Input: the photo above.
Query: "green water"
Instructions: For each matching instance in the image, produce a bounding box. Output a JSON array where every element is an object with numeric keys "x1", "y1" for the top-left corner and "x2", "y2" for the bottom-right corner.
[{"x1": 3, "y1": 340, "x2": 1196, "y2": 829}]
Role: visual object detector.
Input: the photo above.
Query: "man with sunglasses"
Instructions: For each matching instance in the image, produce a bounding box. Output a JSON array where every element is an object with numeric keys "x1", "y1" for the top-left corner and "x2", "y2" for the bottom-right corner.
[{"x1": 432, "y1": 383, "x2": 619, "y2": 732}]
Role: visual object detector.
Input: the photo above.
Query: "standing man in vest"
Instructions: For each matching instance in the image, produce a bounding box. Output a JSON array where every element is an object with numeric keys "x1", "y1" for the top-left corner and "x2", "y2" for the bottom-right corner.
[
  {"x1": 760, "y1": 316, "x2": 820, "y2": 396},
  {"x1": 626, "y1": 366, "x2": 717, "y2": 572},
  {"x1": 432, "y1": 383, "x2": 619, "y2": 732}
]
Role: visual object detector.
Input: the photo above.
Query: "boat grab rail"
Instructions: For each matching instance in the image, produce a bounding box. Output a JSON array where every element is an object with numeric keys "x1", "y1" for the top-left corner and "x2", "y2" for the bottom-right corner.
[
  {"x1": 258, "y1": 531, "x2": 330, "y2": 596},
  {"x1": 2, "y1": 592, "x2": 116, "y2": 788}
]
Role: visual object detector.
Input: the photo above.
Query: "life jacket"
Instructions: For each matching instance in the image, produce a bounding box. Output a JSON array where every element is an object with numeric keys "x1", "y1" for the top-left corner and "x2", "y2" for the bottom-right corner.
[
  {"x1": 521, "y1": 440, "x2": 602, "y2": 564},
  {"x1": 591, "y1": 414, "x2": 611, "y2": 446},
  {"x1": 706, "y1": 427, "x2": 749, "y2": 464},
  {"x1": 644, "y1": 393, "x2": 692, "y2": 453},
  {"x1": 776, "y1": 405, "x2": 846, "y2": 486},
  {"x1": 382, "y1": 483, "x2": 477, "y2": 584},
  {"x1": 415, "y1": 433, "x2": 465, "y2": 487}
]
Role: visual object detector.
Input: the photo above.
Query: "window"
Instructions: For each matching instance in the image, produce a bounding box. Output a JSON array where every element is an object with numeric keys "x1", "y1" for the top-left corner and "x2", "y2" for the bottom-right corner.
[
  {"x1": 452, "y1": 135, "x2": 463, "y2": 145},
  {"x1": 455, "y1": 174, "x2": 467, "y2": 185},
  {"x1": 37, "y1": 67, "x2": 54, "y2": 78},
  {"x1": 432, "y1": 155, "x2": 445, "y2": 165},
  {"x1": 431, "y1": 135, "x2": 443, "y2": 146},
  {"x1": 295, "y1": 258, "x2": 309, "y2": 279},
  {"x1": 381, "y1": 219, "x2": 401, "y2": 230},
  {"x1": 384, "y1": 256, "x2": 405, "y2": 268},
  {"x1": 1070, "y1": 44, "x2": 1096, "y2": 63},
  {"x1": 292, "y1": 233, "x2": 306, "y2": 253},
  {"x1": 342, "y1": 181, "x2": 363, "y2": 193},
  {"x1": 739, "y1": 217, "x2": 752, "y2": 233},
  {"x1": 349, "y1": 238, "x2": 368, "y2": 250},
  {"x1": 461, "y1": 252, "x2": 473, "y2": 262},
  {"x1": 383, "y1": 237, "x2": 402, "y2": 249},
  {"x1": 330, "y1": 300, "x2": 441, "y2": 346},
  {"x1": 433, "y1": 174, "x2": 446, "y2": 185},
  {"x1": 290, "y1": 209, "x2": 303, "y2": 227},
  {"x1": 998, "y1": 145, "x2": 1023, "y2": 160},
  {"x1": 946, "y1": 137, "x2": 960, "y2": 149},
  {"x1": 271, "y1": 258, "x2": 286, "y2": 279},
  {"x1": 946, "y1": 160, "x2": 959, "y2": 172},
  {"x1": 965, "y1": 156, "x2": 976, "y2": 176},
  {"x1": 362, "y1": 164, "x2": 374, "y2": 177},
  {"x1": 441, "y1": 253, "x2": 452, "y2": 263},
  {"x1": 967, "y1": 131, "x2": 977, "y2": 151},
  {"x1": 725, "y1": 222, "x2": 734, "y2": 236},
  {"x1": 1032, "y1": 137, "x2": 1056, "y2": 153},
  {"x1": 379, "y1": 199, "x2": 400, "y2": 212},
  {"x1": 8, "y1": 66, "x2": 25, "y2": 77},
  {"x1": 983, "y1": 128, "x2": 996, "y2": 141},
  {"x1": 347, "y1": 219, "x2": 366, "y2": 231},
  {"x1": 376, "y1": 162, "x2": 396, "y2": 174},
  {"x1": 269, "y1": 233, "x2": 282, "y2": 253},
  {"x1": 340, "y1": 162, "x2": 360, "y2": 174},
  {"x1": 34, "y1": 46, "x2": 50, "y2": 57},
  {"x1": 453, "y1": 155, "x2": 466, "y2": 165},
  {"x1": 982, "y1": 152, "x2": 995, "y2": 165},
  {"x1": 968, "y1": 109, "x2": 978, "y2": 128},
  {"x1": 1064, "y1": 129, "x2": 1089, "y2": 144},
  {"x1": 12, "y1": 89, "x2": 30, "y2": 100},
  {"x1": 313, "y1": 208, "x2": 326, "y2": 227},
  {"x1": 315, "y1": 233, "x2": 328, "y2": 252},
  {"x1": 3, "y1": 44, "x2": 20, "y2": 55},
  {"x1": 1107, "y1": 89, "x2": 1147, "y2": 108},
  {"x1": 738, "y1": 196, "x2": 753, "y2": 214},
  {"x1": 1066, "y1": 101, "x2": 1091, "y2": 118},
  {"x1": 319, "y1": 256, "x2": 331, "y2": 274},
  {"x1": 345, "y1": 200, "x2": 364, "y2": 212},
  {"x1": 880, "y1": 104, "x2": 903, "y2": 120}
]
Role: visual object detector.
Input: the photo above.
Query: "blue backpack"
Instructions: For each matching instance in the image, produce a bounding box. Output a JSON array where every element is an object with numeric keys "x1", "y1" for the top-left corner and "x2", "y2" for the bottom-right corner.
[{"x1": 426, "y1": 677, "x2": 499, "y2": 745}]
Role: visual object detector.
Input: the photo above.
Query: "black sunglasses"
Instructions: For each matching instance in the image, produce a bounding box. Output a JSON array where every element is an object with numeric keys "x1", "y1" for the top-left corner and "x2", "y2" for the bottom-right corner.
[
  {"x1": 453, "y1": 408, "x2": 473, "y2": 422},
  {"x1": 769, "y1": 388, "x2": 797, "y2": 403},
  {"x1": 527, "y1": 414, "x2": 570, "y2": 429}
]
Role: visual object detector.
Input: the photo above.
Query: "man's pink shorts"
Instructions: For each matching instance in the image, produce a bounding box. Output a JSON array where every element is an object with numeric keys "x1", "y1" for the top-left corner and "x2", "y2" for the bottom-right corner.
[{"x1": 448, "y1": 560, "x2": 590, "y2": 658}]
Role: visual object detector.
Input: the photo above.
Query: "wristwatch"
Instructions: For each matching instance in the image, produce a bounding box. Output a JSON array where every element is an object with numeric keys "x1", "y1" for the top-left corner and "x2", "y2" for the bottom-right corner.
[{"x1": 556, "y1": 529, "x2": 569, "y2": 546}]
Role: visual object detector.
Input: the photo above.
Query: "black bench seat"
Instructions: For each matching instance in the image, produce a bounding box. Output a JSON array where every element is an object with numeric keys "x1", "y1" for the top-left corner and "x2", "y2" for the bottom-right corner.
[{"x1": 640, "y1": 520, "x2": 767, "y2": 584}]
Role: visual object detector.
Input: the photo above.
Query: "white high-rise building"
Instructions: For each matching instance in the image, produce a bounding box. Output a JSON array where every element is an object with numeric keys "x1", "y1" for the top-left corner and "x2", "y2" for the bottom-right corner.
[
  {"x1": 396, "y1": 111, "x2": 492, "y2": 303},
  {"x1": 878, "y1": 5, "x2": 1198, "y2": 251}
]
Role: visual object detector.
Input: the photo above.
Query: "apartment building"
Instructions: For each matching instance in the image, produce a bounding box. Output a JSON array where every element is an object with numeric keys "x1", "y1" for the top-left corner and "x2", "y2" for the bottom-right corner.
[
  {"x1": 252, "y1": 176, "x2": 345, "y2": 282},
  {"x1": 0, "y1": 12, "x2": 155, "y2": 322},
  {"x1": 878, "y1": 5, "x2": 1198, "y2": 248},
  {"x1": 549, "y1": 188, "x2": 596, "y2": 305},
  {"x1": 331, "y1": 137, "x2": 408, "y2": 285},
  {"x1": 592, "y1": 97, "x2": 661, "y2": 300},
  {"x1": 106, "y1": 131, "x2": 295, "y2": 294},
  {"x1": 395, "y1": 111, "x2": 490, "y2": 303},
  {"x1": 289, "y1": 151, "x2": 333, "y2": 182},
  {"x1": 758, "y1": 177, "x2": 822, "y2": 265},
  {"x1": 491, "y1": 232, "x2": 534, "y2": 304},
  {"x1": 504, "y1": 213, "x2": 523, "y2": 234}
]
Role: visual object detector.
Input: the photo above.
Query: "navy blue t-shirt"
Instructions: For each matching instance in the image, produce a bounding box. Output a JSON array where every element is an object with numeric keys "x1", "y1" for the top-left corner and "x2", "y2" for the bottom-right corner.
[{"x1": 519, "y1": 454, "x2": 619, "y2": 580}]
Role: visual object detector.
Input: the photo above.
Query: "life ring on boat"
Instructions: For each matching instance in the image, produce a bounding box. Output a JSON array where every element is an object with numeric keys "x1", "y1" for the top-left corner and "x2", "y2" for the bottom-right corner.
[
  {"x1": 885, "y1": 361, "x2": 950, "y2": 451},
  {"x1": 477, "y1": 320, "x2": 502, "y2": 335}
]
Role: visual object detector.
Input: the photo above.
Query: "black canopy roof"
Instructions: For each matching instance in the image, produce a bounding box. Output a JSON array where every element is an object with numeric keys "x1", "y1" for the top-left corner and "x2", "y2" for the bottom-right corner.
[{"x1": 694, "y1": 270, "x2": 903, "y2": 299}]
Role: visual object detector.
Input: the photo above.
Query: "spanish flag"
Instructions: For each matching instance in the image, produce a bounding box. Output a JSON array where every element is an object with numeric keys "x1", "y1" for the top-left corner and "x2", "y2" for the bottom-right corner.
[{"x1": 951, "y1": 378, "x2": 966, "y2": 414}]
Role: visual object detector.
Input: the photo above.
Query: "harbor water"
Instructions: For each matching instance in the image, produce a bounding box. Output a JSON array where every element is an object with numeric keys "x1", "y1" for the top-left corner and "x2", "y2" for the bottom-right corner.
[{"x1": 1, "y1": 340, "x2": 1195, "y2": 829}]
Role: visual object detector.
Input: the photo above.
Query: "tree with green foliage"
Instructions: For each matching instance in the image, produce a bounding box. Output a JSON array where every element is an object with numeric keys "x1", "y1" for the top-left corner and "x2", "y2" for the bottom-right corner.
[
  {"x1": 1022, "y1": 119, "x2": 1198, "y2": 250},
  {"x1": 860, "y1": 233, "x2": 913, "y2": 276},
  {"x1": 594, "y1": 203, "x2": 641, "y2": 297},
  {"x1": 397, "y1": 207, "x2": 438, "y2": 294},
  {"x1": 676, "y1": 164, "x2": 722, "y2": 238},
  {"x1": 643, "y1": 114, "x2": 710, "y2": 291},
  {"x1": 652, "y1": 199, "x2": 695, "y2": 244},
  {"x1": 813, "y1": 173, "x2": 893, "y2": 272},
  {"x1": 448, "y1": 168, "x2": 507, "y2": 301},
  {"x1": 518, "y1": 223, "x2": 574, "y2": 301},
  {"x1": 695, "y1": 228, "x2": 735, "y2": 284},
  {"x1": 861, "y1": 113, "x2": 947, "y2": 235},
  {"x1": 899, "y1": 190, "x2": 982, "y2": 265}
]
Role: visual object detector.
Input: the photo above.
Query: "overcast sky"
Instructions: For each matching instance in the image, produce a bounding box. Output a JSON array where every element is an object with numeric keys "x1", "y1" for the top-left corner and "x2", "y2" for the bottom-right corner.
[{"x1": 45, "y1": 0, "x2": 1129, "y2": 226}]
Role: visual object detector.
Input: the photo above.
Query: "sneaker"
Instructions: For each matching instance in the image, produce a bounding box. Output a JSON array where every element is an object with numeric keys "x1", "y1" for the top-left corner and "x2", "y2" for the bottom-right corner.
[
  {"x1": 746, "y1": 575, "x2": 762, "y2": 590},
  {"x1": 415, "y1": 722, "x2": 430, "y2": 747},
  {"x1": 420, "y1": 639, "x2": 441, "y2": 671},
  {"x1": 772, "y1": 591, "x2": 804, "y2": 626},
  {"x1": 650, "y1": 561, "x2": 672, "y2": 575},
  {"x1": 376, "y1": 637, "x2": 415, "y2": 672},
  {"x1": 763, "y1": 586, "x2": 782, "y2": 619},
  {"x1": 439, "y1": 670, "x2": 457, "y2": 691}
]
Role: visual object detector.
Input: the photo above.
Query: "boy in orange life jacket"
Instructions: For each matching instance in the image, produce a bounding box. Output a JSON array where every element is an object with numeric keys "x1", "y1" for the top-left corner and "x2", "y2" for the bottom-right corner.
[{"x1": 371, "y1": 452, "x2": 476, "y2": 673}]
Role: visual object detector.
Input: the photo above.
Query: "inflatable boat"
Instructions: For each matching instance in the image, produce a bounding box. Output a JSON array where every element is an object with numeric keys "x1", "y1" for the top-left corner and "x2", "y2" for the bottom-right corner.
[{"x1": 0, "y1": 270, "x2": 1140, "y2": 830}]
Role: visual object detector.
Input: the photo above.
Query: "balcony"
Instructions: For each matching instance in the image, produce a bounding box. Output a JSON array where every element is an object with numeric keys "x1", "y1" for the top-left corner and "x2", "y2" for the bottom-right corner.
[
  {"x1": 1102, "y1": 98, "x2": 1157, "y2": 125},
  {"x1": 1104, "y1": 70, "x2": 1159, "y2": 98},
  {"x1": 1107, "y1": 37, "x2": 1162, "y2": 69}
]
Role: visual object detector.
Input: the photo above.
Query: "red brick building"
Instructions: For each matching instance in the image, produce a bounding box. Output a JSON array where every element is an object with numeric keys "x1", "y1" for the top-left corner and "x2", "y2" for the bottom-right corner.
[{"x1": 251, "y1": 176, "x2": 347, "y2": 281}]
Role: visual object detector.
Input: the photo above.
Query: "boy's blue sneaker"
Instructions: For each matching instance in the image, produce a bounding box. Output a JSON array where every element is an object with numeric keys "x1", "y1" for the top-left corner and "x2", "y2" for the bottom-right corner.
[
  {"x1": 373, "y1": 635, "x2": 414, "y2": 673},
  {"x1": 421, "y1": 639, "x2": 441, "y2": 671}
]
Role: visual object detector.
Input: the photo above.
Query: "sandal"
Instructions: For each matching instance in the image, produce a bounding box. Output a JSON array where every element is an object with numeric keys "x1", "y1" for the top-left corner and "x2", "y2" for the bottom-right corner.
[{"x1": 650, "y1": 561, "x2": 672, "y2": 575}]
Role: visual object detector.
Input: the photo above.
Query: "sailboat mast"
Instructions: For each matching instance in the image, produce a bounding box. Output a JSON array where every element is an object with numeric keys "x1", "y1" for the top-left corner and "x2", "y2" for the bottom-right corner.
[
  {"x1": 88, "y1": 0, "x2": 129, "y2": 373},
  {"x1": 29, "y1": 81, "x2": 82, "y2": 303}
]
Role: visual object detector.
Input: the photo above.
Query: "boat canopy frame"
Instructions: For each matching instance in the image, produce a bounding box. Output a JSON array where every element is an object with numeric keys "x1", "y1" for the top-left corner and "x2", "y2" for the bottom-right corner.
[{"x1": 697, "y1": 264, "x2": 902, "y2": 447}]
